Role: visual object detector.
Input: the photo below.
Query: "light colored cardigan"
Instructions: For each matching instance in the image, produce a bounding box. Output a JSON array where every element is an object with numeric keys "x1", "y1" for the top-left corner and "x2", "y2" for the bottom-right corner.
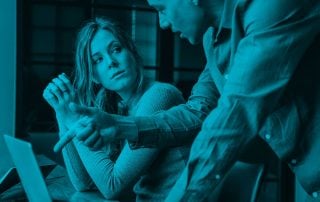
[{"x1": 61, "y1": 82, "x2": 189, "y2": 201}]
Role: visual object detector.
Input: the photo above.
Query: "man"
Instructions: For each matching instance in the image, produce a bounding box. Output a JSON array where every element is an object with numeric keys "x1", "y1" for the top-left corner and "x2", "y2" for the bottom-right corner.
[{"x1": 55, "y1": 0, "x2": 320, "y2": 200}]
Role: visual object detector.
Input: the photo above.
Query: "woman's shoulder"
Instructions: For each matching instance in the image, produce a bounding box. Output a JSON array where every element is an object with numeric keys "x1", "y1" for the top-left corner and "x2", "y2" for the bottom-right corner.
[
  {"x1": 133, "y1": 81, "x2": 185, "y2": 115},
  {"x1": 144, "y1": 81, "x2": 183, "y2": 97}
]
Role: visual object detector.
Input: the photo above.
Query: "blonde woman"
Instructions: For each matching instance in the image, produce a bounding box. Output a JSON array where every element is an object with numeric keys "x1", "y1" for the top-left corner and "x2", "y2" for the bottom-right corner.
[{"x1": 43, "y1": 17, "x2": 189, "y2": 201}]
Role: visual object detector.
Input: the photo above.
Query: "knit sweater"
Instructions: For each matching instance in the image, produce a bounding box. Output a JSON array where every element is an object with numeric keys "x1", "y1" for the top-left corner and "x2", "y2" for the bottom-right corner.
[{"x1": 61, "y1": 82, "x2": 189, "y2": 201}]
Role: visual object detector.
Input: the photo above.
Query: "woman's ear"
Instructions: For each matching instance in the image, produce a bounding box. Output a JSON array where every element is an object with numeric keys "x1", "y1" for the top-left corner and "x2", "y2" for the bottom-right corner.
[{"x1": 190, "y1": 0, "x2": 199, "y2": 6}]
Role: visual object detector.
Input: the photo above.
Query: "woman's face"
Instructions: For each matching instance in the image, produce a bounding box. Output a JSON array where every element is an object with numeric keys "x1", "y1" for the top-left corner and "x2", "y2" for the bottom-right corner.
[{"x1": 90, "y1": 29, "x2": 138, "y2": 95}]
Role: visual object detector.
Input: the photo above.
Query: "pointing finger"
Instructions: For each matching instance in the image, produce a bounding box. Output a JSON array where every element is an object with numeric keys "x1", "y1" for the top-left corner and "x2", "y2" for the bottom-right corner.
[{"x1": 53, "y1": 130, "x2": 76, "y2": 152}]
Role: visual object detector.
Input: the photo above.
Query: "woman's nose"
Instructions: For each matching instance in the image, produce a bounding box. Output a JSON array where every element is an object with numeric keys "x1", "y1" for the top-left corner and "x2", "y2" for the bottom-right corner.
[
  {"x1": 159, "y1": 13, "x2": 170, "y2": 30},
  {"x1": 107, "y1": 56, "x2": 118, "y2": 68}
]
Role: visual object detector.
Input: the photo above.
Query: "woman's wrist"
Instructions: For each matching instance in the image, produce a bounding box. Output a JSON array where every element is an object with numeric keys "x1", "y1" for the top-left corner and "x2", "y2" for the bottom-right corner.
[
  {"x1": 58, "y1": 126, "x2": 68, "y2": 137},
  {"x1": 56, "y1": 114, "x2": 68, "y2": 136}
]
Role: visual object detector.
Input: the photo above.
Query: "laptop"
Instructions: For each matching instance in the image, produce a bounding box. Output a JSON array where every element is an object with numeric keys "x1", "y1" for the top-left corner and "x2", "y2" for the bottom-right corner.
[
  {"x1": 3, "y1": 135, "x2": 113, "y2": 202},
  {"x1": 3, "y1": 135, "x2": 53, "y2": 202}
]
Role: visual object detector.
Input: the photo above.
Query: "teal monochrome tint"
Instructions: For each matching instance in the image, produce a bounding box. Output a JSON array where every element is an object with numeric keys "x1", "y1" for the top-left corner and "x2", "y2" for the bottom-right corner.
[
  {"x1": 0, "y1": 1, "x2": 16, "y2": 136},
  {"x1": 42, "y1": 17, "x2": 191, "y2": 201},
  {"x1": 135, "y1": 0, "x2": 320, "y2": 200}
]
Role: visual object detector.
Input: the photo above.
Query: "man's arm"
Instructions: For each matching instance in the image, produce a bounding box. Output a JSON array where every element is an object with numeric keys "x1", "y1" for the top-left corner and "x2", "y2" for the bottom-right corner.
[
  {"x1": 68, "y1": 82, "x2": 187, "y2": 199},
  {"x1": 166, "y1": 0, "x2": 320, "y2": 200},
  {"x1": 127, "y1": 65, "x2": 220, "y2": 148},
  {"x1": 54, "y1": 73, "x2": 219, "y2": 151}
]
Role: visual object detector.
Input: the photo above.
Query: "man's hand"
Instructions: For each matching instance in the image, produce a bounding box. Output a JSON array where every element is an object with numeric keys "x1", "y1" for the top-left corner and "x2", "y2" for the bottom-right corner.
[
  {"x1": 53, "y1": 116, "x2": 104, "y2": 152},
  {"x1": 53, "y1": 103, "x2": 119, "y2": 152},
  {"x1": 203, "y1": 27, "x2": 214, "y2": 60}
]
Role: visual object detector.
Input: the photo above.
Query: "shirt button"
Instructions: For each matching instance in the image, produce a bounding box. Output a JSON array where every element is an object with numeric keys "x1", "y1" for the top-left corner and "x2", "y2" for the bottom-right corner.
[
  {"x1": 312, "y1": 192, "x2": 318, "y2": 198},
  {"x1": 291, "y1": 159, "x2": 297, "y2": 165},
  {"x1": 215, "y1": 174, "x2": 221, "y2": 180},
  {"x1": 265, "y1": 134, "x2": 271, "y2": 140},
  {"x1": 224, "y1": 74, "x2": 229, "y2": 80}
]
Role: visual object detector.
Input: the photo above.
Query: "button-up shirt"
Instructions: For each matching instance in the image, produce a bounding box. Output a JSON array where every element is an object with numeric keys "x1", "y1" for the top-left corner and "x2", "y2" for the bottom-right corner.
[{"x1": 130, "y1": 0, "x2": 320, "y2": 200}]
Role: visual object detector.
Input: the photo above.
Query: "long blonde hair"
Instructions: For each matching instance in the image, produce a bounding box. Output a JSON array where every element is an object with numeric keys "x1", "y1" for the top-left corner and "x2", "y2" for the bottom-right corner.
[{"x1": 74, "y1": 17, "x2": 144, "y2": 113}]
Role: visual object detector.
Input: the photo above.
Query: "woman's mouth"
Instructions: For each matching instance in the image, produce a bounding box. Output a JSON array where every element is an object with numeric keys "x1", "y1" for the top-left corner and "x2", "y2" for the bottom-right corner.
[{"x1": 111, "y1": 70, "x2": 126, "y2": 79}]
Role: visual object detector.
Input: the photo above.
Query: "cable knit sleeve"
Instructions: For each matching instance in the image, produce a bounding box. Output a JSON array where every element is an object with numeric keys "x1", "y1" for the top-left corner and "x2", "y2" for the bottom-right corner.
[
  {"x1": 56, "y1": 123, "x2": 95, "y2": 192},
  {"x1": 66, "y1": 82, "x2": 185, "y2": 199},
  {"x1": 134, "y1": 82, "x2": 185, "y2": 115}
]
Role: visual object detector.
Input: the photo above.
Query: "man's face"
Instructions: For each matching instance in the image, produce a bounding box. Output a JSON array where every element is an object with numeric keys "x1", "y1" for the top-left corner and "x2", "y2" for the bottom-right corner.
[{"x1": 147, "y1": 0, "x2": 208, "y2": 44}]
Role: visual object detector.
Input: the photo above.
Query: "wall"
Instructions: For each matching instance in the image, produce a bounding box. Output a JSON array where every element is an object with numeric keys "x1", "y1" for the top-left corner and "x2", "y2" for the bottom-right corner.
[
  {"x1": 0, "y1": 0, "x2": 16, "y2": 176},
  {"x1": 0, "y1": 0, "x2": 16, "y2": 136}
]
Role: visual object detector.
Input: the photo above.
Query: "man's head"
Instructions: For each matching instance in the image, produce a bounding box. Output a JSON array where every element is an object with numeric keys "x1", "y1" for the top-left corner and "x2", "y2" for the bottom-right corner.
[{"x1": 147, "y1": 0, "x2": 210, "y2": 44}]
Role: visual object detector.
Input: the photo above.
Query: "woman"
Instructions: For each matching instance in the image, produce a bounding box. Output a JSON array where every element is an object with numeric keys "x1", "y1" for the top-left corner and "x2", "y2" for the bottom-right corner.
[{"x1": 42, "y1": 17, "x2": 189, "y2": 201}]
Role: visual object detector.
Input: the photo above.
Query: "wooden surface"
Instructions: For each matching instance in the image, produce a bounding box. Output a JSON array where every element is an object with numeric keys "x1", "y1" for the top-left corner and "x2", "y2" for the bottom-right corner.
[{"x1": 0, "y1": 165, "x2": 117, "y2": 202}]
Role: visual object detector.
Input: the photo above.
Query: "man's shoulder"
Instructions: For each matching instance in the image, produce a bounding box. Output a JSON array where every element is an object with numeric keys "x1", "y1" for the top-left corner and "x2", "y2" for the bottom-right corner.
[{"x1": 243, "y1": 0, "x2": 315, "y2": 30}]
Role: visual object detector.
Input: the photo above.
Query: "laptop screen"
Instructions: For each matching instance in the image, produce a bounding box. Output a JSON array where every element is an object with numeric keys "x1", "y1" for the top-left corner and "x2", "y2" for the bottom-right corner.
[{"x1": 3, "y1": 135, "x2": 52, "y2": 202}]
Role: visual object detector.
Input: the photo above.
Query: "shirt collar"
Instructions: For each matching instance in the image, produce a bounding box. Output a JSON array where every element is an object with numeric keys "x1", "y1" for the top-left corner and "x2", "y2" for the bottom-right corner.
[{"x1": 215, "y1": 0, "x2": 238, "y2": 42}]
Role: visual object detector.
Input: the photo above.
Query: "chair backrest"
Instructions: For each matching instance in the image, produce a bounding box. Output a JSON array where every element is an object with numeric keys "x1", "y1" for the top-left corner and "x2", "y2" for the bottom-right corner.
[{"x1": 217, "y1": 161, "x2": 265, "y2": 202}]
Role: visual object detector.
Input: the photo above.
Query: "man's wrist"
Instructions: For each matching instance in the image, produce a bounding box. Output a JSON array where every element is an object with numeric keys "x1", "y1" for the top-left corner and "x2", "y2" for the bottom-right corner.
[{"x1": 113, "y1": 115, "x2": 139, "y2": 142}]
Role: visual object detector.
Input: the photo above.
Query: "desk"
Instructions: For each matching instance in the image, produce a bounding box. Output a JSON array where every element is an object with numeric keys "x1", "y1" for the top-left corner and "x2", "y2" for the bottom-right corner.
[{"x1": 0, "y1": 165, "x2": 117, "y2": 202}]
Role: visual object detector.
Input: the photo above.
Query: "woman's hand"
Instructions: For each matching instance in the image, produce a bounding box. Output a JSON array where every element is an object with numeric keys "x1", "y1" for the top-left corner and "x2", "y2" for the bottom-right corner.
[{"x1": 42, "y1": 73, "x2": 77, "y2": 128}]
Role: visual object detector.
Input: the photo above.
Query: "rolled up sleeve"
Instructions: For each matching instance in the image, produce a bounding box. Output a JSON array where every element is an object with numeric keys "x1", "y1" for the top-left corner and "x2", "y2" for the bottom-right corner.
[{"x1": 132, "y1": 65, "x2": 220, "y2": 148}]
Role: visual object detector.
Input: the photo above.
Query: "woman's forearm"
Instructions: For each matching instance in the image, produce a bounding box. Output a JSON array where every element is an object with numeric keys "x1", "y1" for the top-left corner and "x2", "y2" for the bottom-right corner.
[{"x1": 60, "y1": 130, "x2": 94, "y2": 191}]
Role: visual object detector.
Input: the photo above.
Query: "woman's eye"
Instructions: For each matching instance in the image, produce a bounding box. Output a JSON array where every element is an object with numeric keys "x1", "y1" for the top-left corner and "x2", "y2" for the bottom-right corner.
[
  {"x1": 112, "y1": 46, "x2": 122, "y2": 54},
  {"x1": 93, "y1": 57, "x2": 102, "y2": 64}
]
